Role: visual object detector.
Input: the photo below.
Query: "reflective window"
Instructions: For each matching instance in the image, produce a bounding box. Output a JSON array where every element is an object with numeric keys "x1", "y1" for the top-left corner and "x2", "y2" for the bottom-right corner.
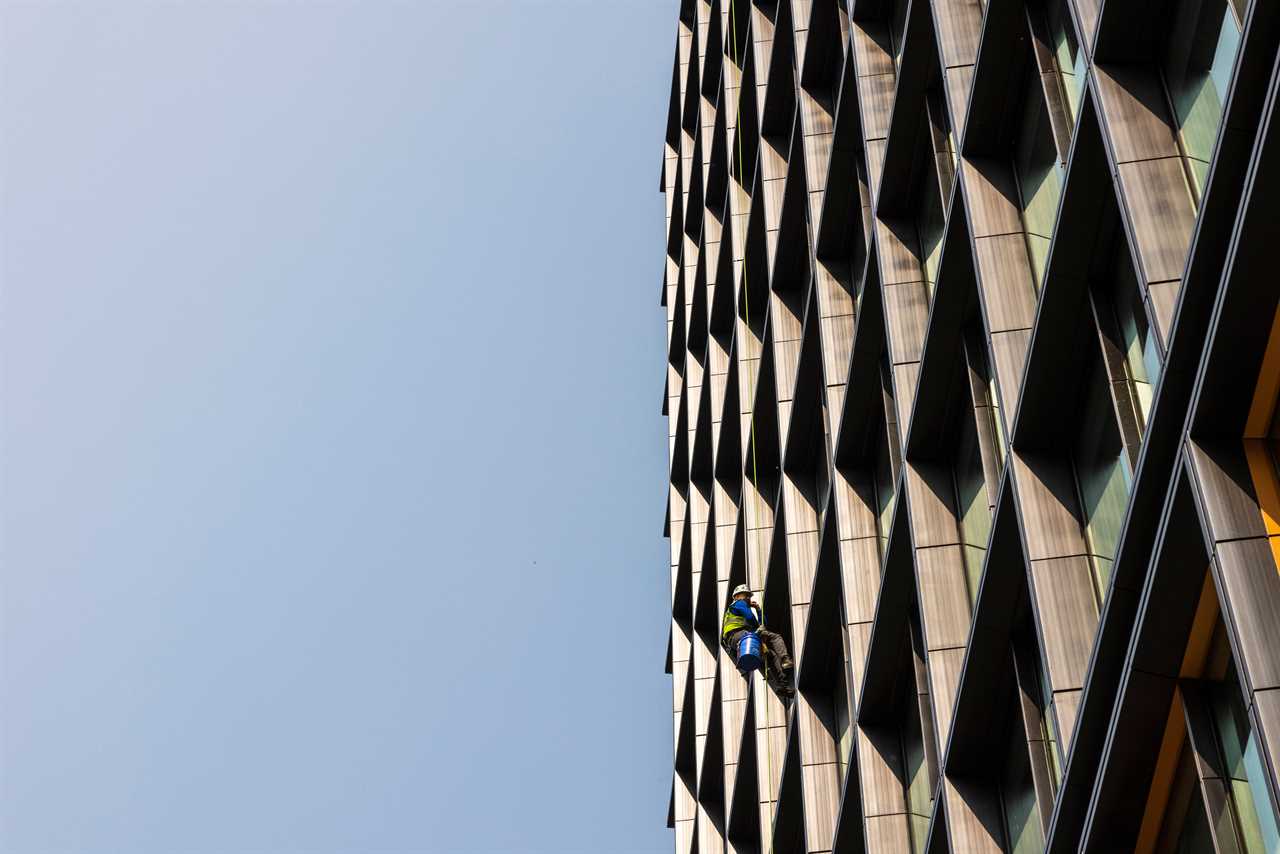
[
  {"x1": 916, "y1": 174, "x2": 945, "y2": 299},
  {"x1": 873, "y1": 426, "x2": 896, "y2": 562},
  {"x1": 833, "y1": 635, "x2": 853, "y2": 787},
  {"x1": 965, "y1": 331, "x2": 1006, "y2": 467},
  {"x1": 1014, "y1": 616, "x2": 1064, "y2": 794},
  {"x1": 1047, "y1": 0, "x2": 1084, "y2": 125},
  {"x1": 1072, "y1": 352, "x2": 1131, "y2": 601},
  {"x1": 1109, "y1": 266, "x2": 1162, "y2": 433},
  {"x1": 954, "y1": 407, "x2": 991, "y2": 606},
  {"x1": 874, "y1": 357, "x2": 901, "y2": 562},
  {"x1": 1152, "y1": 604, "x2": 1280, "y2": 851},
  {"x1": 1014, "y1": 66, "x2": 1065, "y2": 288},
  {"x1": 889, "y1": 0, "x2": 910, "y2": 71},
  {"x1": 1163, "y1": 0, "x2": 1244, "y2": 198},
  {"x1": 901, "y1": 614, "x2": 937, "y2": 854},
  {"x1": 1000, "y1": 694, "x2": 1045, "y2": 853},
  {"x1": 1204, "y1": 633, "x2": 1280, "y2": 853},
  {"x1": 1038, "y1": 659, "x2": 1063, "y2": 791},
  {"x1": 902, "y1": 690, "x2": 930, "y2": 852},
  {"x1": 927, "y1": 87, "x2": 958, "y2": 179},
  {"x1": 1157, "y1": 730, "x2": 1215, "y2": 851}
]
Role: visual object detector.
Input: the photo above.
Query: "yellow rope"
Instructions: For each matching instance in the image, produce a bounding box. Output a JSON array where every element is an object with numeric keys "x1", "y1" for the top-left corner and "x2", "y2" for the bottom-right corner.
[{"x1": 728, "y1": 2, "x2": 776, "y2": 849}]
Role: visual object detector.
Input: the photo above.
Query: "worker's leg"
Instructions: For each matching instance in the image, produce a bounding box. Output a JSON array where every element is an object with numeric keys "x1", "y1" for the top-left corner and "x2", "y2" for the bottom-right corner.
[
  {"x1": 755, "y1": 627, "x2": 793, "y2": 673},
  {"x1": 721, "y1": 630, "x2": 743, "y2": 662}
]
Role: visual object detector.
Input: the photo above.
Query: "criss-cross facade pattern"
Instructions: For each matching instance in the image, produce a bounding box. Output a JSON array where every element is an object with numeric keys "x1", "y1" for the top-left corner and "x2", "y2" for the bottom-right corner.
[{"x1": 657, "y1": 0, "x2": 1280, "y2": 851}]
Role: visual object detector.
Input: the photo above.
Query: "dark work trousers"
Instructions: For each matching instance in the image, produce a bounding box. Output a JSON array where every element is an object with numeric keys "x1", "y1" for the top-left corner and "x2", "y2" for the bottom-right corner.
[{"x1": 723, "y1": 628, "x2": 791, "y2": 674}]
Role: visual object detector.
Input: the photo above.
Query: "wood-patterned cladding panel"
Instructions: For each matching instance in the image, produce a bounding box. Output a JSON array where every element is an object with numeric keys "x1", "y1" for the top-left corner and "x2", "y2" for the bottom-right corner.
[
  {"x1": 1213, "y1": 538, "x2": 1280, "y2": 692},
  {"x1": 1027, "y1": 555, "x2": 1100, "y2": 690},
  {"x1": 856, "y1": 725, "x2": 911, "y2": 817},
  {"x1": 960, "y1": 156, "x2": 1023, "y2": 238},
  {"x1": 657, "y1": 0, "x2": 1280, "y2": 850},
  {"x1": 972, "y1": 235, "x2": 1037, "y2": 332},
  {"x1": 916, "y1": 545, "x2": 972, "y2": 646},
  {"x1": 1092, "y1": 64, "x2": 1180, "y2": 163},
  {"x1": 944, "y1": 65, "x2": 975, "y2": 138},
  {"x1": 841, "y1": 535, "x2": 883, "y2": 624},
  {"x1": 941, "y1": 778, "x2": 1005, "y2": 853},
  {"x1": 1115, "y1": 157, "x2": 1197, "y2": 285},
  {"x1": 927, "y1": 645, "x2": 966, "y2": 743}
]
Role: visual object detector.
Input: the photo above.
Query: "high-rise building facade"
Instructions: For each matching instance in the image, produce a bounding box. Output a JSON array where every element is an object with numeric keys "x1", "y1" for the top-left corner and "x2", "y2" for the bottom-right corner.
[{"x1": 657, "y1": 0, "x2": 1280, "y2": 851}]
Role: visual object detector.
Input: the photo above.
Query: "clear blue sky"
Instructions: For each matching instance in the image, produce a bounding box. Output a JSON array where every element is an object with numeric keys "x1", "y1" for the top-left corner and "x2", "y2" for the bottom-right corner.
[{"x1": 0, "y1": 2, "x2": 674, "y2": 852}]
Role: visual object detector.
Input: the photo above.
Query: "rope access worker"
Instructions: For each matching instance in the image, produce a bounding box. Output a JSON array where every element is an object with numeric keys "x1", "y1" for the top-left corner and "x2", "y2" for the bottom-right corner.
[{"x1": 721, "y1": 584, "x2": 794, "y2": 695}]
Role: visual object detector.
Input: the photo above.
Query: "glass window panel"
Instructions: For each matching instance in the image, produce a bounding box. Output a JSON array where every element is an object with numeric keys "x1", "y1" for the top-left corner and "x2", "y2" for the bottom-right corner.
[
  {"x1": 1156, "y1": 732, "x2": 1216, "y2": 852},
  {"x1": 1163, "y1": 0, "x2": 1243, "y2": 197},
  {"x1": 1241, "y1": 734, "x2": 1280, "y2": 853},
  {"x1": 1072, "y1": 356, "x2": 1131, "y2": 602},
  {"x1": 1187, "y1": 158, "x2": 1211, "y2": 196},
  {"x1": 1023, "y1": 620, "x2": 1064, "y2": 792},
  {"x1": 874, "y1": 426, "x2": 895, "y2": 562},
  {"x1": 954, "y1": 411, "x2": 991, "y2": 606},
  {"x1": 1208, "y1": 664, "x2": 1280, "y2": 853},
  {"x1": 904, "y1": 709, "x2": 930, "y2": 853},
  {"x1": 971, "y1": 341, "x2": 1008, "y2": 468},
  {"x1": 875, "y1": 357, "x2": 900, "y2": 562},
  {"x1": 961, "y1": 545, "x2": 987, "y2": 607},
  {"x1": 916, "y1": 173, "x2": 945, "y2": 296},
  {"x1": 964, "y1": 329, "x2": 1007, "y2": 474},
  {"x1": 1043, "y1": 697, "x2": 1063, "y2": 790},
  {"x1": 927, "y1": 87, "x2": 958, "y2": 177},
  {"x1": 834, "y1": 634, "x2": 853, "y2": 787},
  {"x1": 1014, "y1": 68, "x2": 1065, "y2": 288},
  {"x1": 1001, "y1": 706, "x2": 1044, "y2": 853},
  {"x1": 1026, "y1": 234, "x2": 1052, "y2": 289},
  {"x1": 1110, "y1": 262, "x2": 1161, "y2": 432},
  {"x1": 1173, "y1": 773, "x2": 1215, "y2": 853},
  {"x1": 1047, "y1": 0, "x2": 1084, "y2": 124},
  {"x1": 899, "y1": 631, "x2": 933, "y2": 854},
  {"x1": 889, "y1": 0, "x2": 909, "y2": 70}
]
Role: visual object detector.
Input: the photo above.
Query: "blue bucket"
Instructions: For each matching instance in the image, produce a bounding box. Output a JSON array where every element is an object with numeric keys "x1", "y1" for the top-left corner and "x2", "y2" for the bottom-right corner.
[{"x1": 737, "y1": 632, "x2": 763, "y2": 673}]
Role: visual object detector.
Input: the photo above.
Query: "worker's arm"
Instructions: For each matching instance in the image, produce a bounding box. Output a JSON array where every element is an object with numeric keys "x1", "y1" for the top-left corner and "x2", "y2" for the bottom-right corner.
[{"x1": 729, "y1": 599, "x2": 760, "y2": 630}]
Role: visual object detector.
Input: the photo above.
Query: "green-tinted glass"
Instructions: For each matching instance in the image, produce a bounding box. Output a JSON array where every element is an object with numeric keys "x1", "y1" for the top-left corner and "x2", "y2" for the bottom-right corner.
[
  {"x1": 1015, "y1": 70, "x2": 1065, "y2": 287},
  {"x1": 903, "y1": 699, "x2": 932, "y2": 854},
  {"x1": 1030, "y1": 638, "x2": 1064, "y2": 790},
  {"x1": 964, "y1": 329, "x2": 1007, "y2": 472},
  {"x1": 1073, "y1": 359, "x2": 1131, "y2": 602},
  {"x1": 1044, "y1": 700, "x2": 1063, "y2": 789},
  {"x1": 1163, "y1": 0, "x2": 1243, "y2": 197},
  {"x1": 1156, "y1": 732, "x2": 1215, "y2": 852},
  {"x1": 940, "y1": 104, "x2": 958, "y2": 173},
  {"x1": 1174, "y1": 779, "x2": 1215, "y2": 854},
  {"x1": 1026, "y1": 234, "x2": 1052, "y2": 289},
  {"x1": 834, "y1": 641, "x2": 853, "y2": 787},
  {"x1": 879, "y1": 356, "x2": 901, "y2": 549},
  {"x1": 1111, "y1": 268, "x2": 1160, "y2": 431},
  {"x1": 1001, "y1": 717, "x2": 1044, "y2": 853},
  {"x1": 875, "y1": 425, "x2": 895, "y2": 563},
  {"x1": 985, "y1": 361, "x2": 1007, "y2": 467},
  {"x1": 1209, "y1": 666, "x2": 1280, "y2": 853},
  {"x1": 1048, "y1": 0, "x2": 1084, "y2": 124},
  {"x1": 954, "y1": 412, "x2": 991, "y2": 606},
  {"x1": 917, "y1": 177, "x2": 945, "y2": 294},
  {"x1": 1241, "y1": 733, "x2": 1280, "y2": 853}
]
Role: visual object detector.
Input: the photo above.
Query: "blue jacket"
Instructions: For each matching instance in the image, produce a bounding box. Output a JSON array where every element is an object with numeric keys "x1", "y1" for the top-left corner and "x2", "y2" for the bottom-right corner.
[{"x1": 722, "y1": 599, "x2": 761, "y2": 637}]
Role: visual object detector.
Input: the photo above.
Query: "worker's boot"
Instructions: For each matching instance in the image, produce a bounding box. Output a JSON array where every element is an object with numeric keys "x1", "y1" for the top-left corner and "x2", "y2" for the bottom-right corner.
[{"x1": 769, "y1": 660, "x2": 796, "y2": 699}]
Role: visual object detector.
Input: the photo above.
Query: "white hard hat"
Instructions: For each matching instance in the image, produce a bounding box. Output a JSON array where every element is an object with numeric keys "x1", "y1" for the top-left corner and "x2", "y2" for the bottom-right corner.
[{"x1": 731, "y1": 584, "x2": 751, "y2": 598}]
